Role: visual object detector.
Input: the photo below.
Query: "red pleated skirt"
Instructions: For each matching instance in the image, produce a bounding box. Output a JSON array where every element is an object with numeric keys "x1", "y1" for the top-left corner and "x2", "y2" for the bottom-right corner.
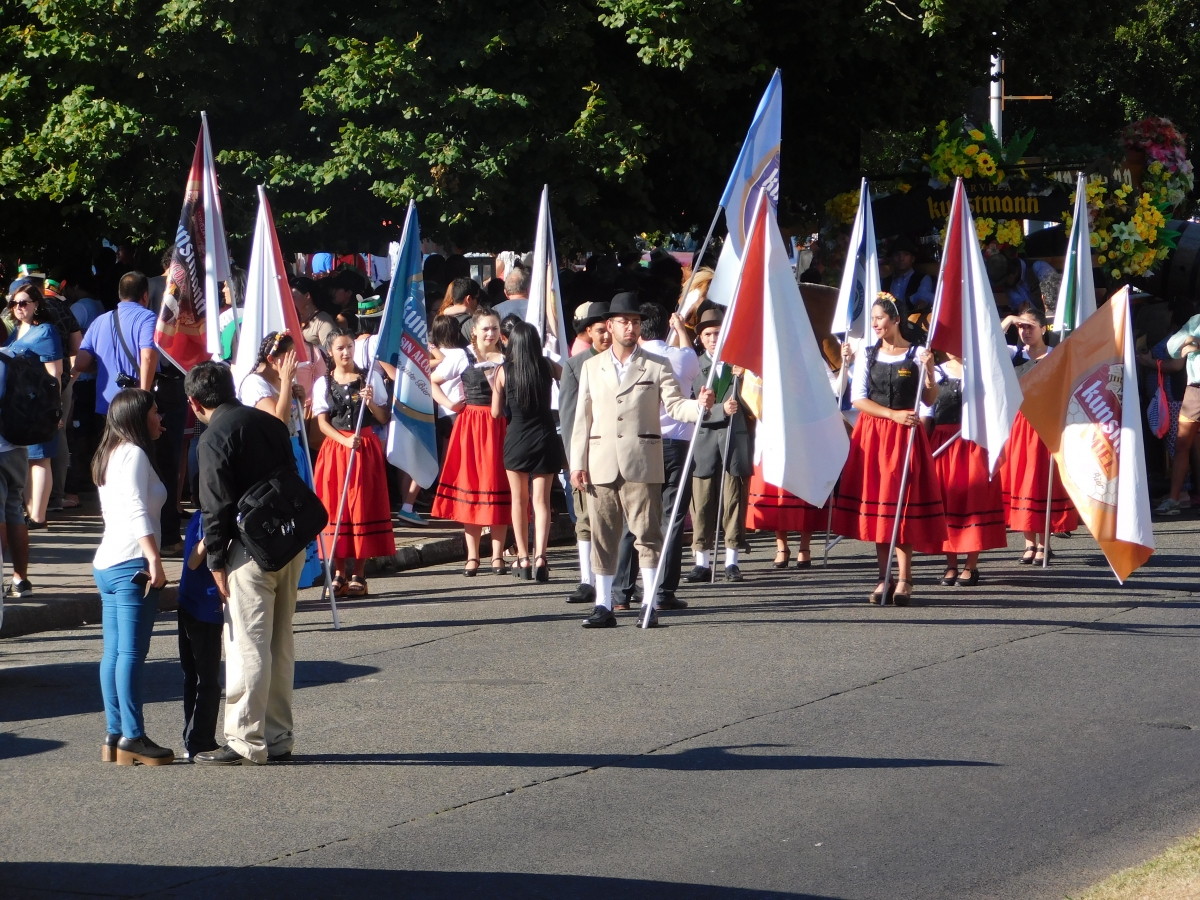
[
  {"x1": 831, "y1": 413, "x2": 947, "y2": 553},
  {"x1": 314, "y1": 427, "x2": 397, "y2": 561},
  {"x1": 1001, "y1": 412, "x2": 1080, "y2": 533},
  {"x1": 430, "y1": 404, "x2": 512, "y2": 527},
  {"x1": 746, "y1": 463, "x2": 827, "y2": 533},
  {"x1": 931, "y1": 423, "x2": 1008, "y2": 554}
]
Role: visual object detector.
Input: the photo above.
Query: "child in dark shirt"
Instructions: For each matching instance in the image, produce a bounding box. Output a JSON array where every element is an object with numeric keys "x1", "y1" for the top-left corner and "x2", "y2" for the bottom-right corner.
[{"x1": 176, "y1": 510, "x2": 223, "y2": 759}]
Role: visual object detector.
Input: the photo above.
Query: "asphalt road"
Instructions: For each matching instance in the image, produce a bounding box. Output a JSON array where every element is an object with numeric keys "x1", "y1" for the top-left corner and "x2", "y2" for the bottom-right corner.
[{"x1": 3, "y1": 522, "x2": 1200, "y2": 899}]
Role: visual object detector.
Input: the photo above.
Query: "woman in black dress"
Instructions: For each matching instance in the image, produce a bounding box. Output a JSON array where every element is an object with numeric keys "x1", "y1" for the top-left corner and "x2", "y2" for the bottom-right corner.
[{"x1": 492, "y1": 321, "x2": 562, "y2": 581}]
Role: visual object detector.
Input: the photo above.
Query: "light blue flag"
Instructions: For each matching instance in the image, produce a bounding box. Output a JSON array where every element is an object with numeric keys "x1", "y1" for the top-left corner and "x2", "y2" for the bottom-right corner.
[
  {"x1": 379, "y1": 201, "x2": 439, "y2": 488},
  {"x1": 719, "y1": 68, "x2": 782, "y2": 258}
]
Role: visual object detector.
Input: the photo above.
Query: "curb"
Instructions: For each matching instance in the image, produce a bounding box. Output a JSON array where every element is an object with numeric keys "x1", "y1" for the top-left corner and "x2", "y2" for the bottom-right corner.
[{"x1": 0, "y1": 519, "x2": 578, "y2": 640}]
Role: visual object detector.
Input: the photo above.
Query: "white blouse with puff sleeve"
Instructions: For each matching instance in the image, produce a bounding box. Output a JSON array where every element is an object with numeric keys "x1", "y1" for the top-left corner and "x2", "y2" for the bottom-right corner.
[{"x1": 93, "y1": 443, "x2": 167, "y2": 570}]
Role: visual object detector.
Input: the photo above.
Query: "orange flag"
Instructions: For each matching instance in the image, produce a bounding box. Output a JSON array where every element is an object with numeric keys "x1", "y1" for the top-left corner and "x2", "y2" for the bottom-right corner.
[{"x1": 1018, "y1": 288, "x2": 1154, "y2": 581}]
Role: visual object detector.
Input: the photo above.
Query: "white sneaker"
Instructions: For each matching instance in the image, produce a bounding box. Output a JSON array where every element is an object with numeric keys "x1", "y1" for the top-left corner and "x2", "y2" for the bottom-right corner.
[
  {"x1": 1155, "y1": 498, "x2": 1183, "y2": 515},
  {"x1": 8, "y1": 579, "x2": 31, "y2": 598}
]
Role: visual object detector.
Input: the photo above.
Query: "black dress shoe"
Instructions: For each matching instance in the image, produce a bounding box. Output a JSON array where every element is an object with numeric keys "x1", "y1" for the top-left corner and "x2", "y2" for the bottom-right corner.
[
  {"x1": 268, "y1": 750, "x2": 293, "y2": 762},
  {"x1": 566, "y1": 583, "x2": 596, "y2": 604},
  {"x1": 116, "y1": 735, "x2": 174, "y2": 766},
  {"x1": 656, "y1": 593, "x2": 688, "y2": 610},
  {"x1": 956, "y1": 568, "x2": 980, "y2": 587},
  {"x1": 101, "y1": 732, "x2": 120, "y2": 762},
  {"x1": 684, "y1": 566, "x2": 712, "y2": 583},
  {"x1": 724, "y1": 564, "x2": 743, "y2": 582},
  {"x1": 194, "y1": 744, "x2": 260, "y2": 766},
  {"x1": 643, "y1": 608, "x2": 659, "y2": 628},
  {"x1": 581, "y1": 605, "x2": 616, "y2": 628}
]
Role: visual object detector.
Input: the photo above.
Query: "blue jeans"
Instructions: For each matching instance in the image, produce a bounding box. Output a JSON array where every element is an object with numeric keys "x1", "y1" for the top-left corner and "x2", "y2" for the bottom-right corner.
[{"x1": 95, "y1": 558, "x2": 160, "y2": 739}]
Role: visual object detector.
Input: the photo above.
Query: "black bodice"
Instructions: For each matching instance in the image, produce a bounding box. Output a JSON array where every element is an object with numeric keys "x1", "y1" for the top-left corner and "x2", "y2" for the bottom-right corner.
[
  {"x1": 931, "y1": 373, "x2": 962, "y2": 426},
  {"x1": 327, "y1": 376, "x2": 367, "y2": 431},
  {"x1": 866, "y1": 345, "x2": 920, "y2": 411},
  {"x1": 461, "y1": 363, "x2": 495, "y2": 407}
]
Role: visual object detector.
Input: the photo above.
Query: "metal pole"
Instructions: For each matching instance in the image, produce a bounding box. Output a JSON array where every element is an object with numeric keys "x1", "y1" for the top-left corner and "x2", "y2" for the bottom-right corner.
[
  {"x1": 823, "y1": 360, "x2": 850, "y2": 565},
  {"x1": 880, "y1": 426, "x2": 918, "y2": 593},
  {"x1": 676, "y1": 206, "x2": 724, "y2": 316},
  {"x1": 641, "y1": 204, "x2": 756, "y2": 629},
  {"x1": 1042, "y1": 456, "x2": 1055, "y2": 569},
  {"x1": 931, "y1": 428, "x2": 961, "y2": 459},
  {"x1": 990, "y1": 52, "x2": 1004, "y2": 144},
  {"x1": 323, "y1": 387, "x2": 372, "y2": 608},
  {"x1": 296, "y1": 399, "x2": 339, "y2": 630},
  {"x1": 710, "y1": 374, "x2": 741, "y2": 585}
]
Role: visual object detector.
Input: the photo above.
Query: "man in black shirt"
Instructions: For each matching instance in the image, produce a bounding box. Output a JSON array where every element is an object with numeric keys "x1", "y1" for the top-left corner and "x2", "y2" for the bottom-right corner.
[{"x1": 184, "y1": 361, "x2": 305, "y2": 766}]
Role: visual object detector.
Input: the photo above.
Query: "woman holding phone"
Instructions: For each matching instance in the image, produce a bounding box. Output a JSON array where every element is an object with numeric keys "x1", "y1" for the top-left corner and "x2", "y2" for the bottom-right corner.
[{"x1": 92, "y1": 388, "x2": 171, "y2": 766}]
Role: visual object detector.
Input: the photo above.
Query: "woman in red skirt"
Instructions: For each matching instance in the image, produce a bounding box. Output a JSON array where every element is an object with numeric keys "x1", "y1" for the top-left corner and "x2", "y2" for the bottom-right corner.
[
  {"x1": 430, "y1": 307, "x2": 511, "y2": 576},
  {"x1": 312, "y1": 330, "x2": 397, "y2": 597},
  {"x1": 1000, "y1": 307, "x2": 1079, "y2": 564},
  {"x1": 921, "y1": 353, "x2": 1006, "y2": 587},
  {"x1": 831, "y1": 295, "x2": 946, "y2": 605},
  {"x1": 746, "y1": 465, "x2": 827, "y2": 568}
]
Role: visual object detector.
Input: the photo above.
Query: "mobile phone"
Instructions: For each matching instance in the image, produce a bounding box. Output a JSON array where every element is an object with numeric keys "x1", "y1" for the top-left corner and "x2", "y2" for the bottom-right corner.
[{"x1": 131, "y1": 570, "x2": 151, "y2": 588}]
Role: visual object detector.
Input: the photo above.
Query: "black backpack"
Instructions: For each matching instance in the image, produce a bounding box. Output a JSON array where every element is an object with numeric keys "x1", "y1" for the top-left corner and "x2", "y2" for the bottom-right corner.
[
  {"x1": 236, "y1": 466, "x2": 328, "y2": 572},
  {"x1": 0, "y1": 349, "x2": 62, "y2": 446}
]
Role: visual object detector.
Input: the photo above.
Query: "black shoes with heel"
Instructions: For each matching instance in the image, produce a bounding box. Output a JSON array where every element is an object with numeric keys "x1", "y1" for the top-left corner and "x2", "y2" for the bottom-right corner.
[{"x1": 115, "y1": 735, "x2": 174, "y2": 766}]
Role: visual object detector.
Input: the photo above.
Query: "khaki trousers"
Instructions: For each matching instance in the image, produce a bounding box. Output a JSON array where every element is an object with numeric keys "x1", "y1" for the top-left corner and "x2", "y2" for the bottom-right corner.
[
  {"x1": 223, "y1": 541, "x2": 305, "y2": 764},
  {"x1": 691, "y1": 473, "x2": 748, "y2": 553},
  {"x1": 572, "y1": 486, "x2": 591, "y2": 542},
  {"x1": 588, "y1": 477, "x2": 662, "y2": 575}
]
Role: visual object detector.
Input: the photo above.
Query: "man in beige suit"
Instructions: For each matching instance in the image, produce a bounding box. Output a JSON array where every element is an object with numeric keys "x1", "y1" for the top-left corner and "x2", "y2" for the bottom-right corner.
[{"x1": 570, "y1": 292, "x2": 714, "y2": 628}]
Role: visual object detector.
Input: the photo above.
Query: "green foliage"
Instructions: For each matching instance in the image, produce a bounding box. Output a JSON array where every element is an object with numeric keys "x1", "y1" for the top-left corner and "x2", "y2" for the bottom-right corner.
[{"x1": 0, "y1": 0, "x2": 1195, "y2": 260}]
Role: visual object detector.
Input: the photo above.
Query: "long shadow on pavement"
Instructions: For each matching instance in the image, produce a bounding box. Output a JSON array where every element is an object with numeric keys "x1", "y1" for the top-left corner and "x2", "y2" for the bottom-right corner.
[{"x1": 0, "y1": 861, "x2": 850, "y2": 899}]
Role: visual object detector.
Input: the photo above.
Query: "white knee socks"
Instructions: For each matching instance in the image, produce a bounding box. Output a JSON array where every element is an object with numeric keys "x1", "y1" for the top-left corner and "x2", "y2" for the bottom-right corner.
[
  {"x1": 640, "y1": 567, "x2": 658, "y2": 600},
  {"x1": 695, "y1": 550, "x2": 710, "y2": 568},
  {"x1": 595, "y1": 573, "x2": 614, "y2": 610},
  {"x1": 725, "y1": 548, "x2": 739, "y2": 567},
  {"x1": 577, "y1": 540, "x2": 594, "y2": 585}
]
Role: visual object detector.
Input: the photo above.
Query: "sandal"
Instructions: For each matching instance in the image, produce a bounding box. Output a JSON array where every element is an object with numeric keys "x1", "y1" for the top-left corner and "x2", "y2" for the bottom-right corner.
[
  {"x1": 941, "y1": 568, "x2": 958, "y2": 586},
  {"x1": 490, "y1": 558, "x2": 505, "y2": 576},
  {"x1": 534, "y1": 555, "x2": 550, "y2": 583},
  {"x1": 62, "y1": 495, "x2": 81, "y2": 509},
  {"x1": 331, "y1": 575, "x2": 348, "y2": 597},
  {"x1": 516, "y1": 557, "x2": 533, "y2": 581},
  {"x1": 1019, "y1": 546, "x2": 1036, "y2": 565},
  {"x1": 892, "y1": 580, "x2": 912, "y2": 607},
  {"x1": 773, "y1": 550, "x2": 790, "y2": 569},
  {"x1": 869, "y1": 580, "x2": 895, "y2": 605},
  {"x1": 463, "y1": 558, "x2": 480, "y2": 577},
  {"x1": 795, "y1": 553, "x2": 812, "y2": 570},
  {"x1": 347, "y1": 575, "x2": 368, "y2": 597}
]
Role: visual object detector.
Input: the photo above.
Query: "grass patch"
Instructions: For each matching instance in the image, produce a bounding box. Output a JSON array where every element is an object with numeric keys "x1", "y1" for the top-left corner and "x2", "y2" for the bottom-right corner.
[{"x1": 1070, "y1": 830, "x2": 1200, "y2": 899}]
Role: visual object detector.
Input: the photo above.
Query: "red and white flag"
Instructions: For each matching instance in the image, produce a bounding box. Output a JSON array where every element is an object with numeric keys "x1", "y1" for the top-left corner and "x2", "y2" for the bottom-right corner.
[
  {"x1": 928, "y1": 178, "x2": 1023, "y2": 473},
  {"x1": 232, "y1": 186, "x2": 307, "y2": 388},
  {"x1": 719, "y1": 192, "x2": 848, "y2": 506}
]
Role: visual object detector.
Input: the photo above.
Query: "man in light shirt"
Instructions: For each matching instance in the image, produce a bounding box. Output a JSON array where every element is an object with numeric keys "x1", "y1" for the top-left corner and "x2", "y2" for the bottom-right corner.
[
  {"x1": 493, "y1": 265, "x2": 531, "y2": 321},
  {"x1": 611, "y1": 302, "x2": 700, "y2": 611}
]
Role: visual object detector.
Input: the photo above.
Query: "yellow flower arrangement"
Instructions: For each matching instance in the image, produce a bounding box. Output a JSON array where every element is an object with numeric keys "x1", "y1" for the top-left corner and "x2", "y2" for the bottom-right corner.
[
  {"x1": 995, "y1": 219, "x2": 1024, "y2": 247},
  {"x1": 824, "y1": 190, "x2": 860, "y2": 226}
]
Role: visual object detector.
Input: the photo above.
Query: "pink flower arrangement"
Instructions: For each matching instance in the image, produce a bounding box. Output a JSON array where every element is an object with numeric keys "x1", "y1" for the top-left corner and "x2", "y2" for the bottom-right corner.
[{"x1": 1122, "y1": 116, "x2": 1194, "y2": 181}]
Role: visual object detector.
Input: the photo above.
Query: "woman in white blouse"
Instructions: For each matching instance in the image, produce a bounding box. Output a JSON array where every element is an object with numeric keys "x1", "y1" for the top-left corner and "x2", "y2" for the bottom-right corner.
[{"x1": 92, "y1": 389, "x2": 172, "y2": 766}]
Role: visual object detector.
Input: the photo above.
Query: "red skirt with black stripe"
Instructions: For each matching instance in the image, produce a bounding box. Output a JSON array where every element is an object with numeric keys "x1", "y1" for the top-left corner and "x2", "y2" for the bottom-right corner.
[
  {"x1": 831, "y1": 413, "x2": 947, "y2": 553},
  {"x1": 430, "y1": 404, "x2": 513, "y2": 527},
  {"x1": 1001, "y1": 411, "x2": 1080, "y2": 533},
  {"x1": 746, "y1": 463, "x2": 828, "y2": 533},
  {"x1": 930, "y1": 424, "x2": 1007, "y2": 554},
  {"x1": 314, "y1": 427, "x2": 397, "y2": 560}
]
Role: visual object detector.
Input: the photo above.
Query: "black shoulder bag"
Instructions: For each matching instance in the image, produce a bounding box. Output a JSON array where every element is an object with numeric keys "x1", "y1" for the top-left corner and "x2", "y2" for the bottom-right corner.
[{"x1": 236, "y1": 466, "x2": 329, "y2": 572}]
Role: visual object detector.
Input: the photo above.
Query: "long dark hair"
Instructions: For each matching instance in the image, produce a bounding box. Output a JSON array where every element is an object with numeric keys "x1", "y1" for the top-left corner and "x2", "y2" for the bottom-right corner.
[
  {"x1": 505, "y1": 321, "x2": 548, "y2": 415},
  {"x1": 91, "y1": 389, "x2": 159, "y2": 486},
  {"x1": 240, "y1": 331, "x2": 295, "y2": 397}
]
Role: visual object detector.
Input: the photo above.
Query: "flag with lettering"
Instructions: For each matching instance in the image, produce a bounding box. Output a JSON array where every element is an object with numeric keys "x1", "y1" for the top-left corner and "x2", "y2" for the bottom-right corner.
[
  {"x1": 380, "y1": 201, "x2": 439, "y2": 488},
  {"x1": 1019, "y1": 287, "x2": 1154, "y2": 581},
  {"x1": 156, "y1": 113, "x2": 230, "y2": 371}
]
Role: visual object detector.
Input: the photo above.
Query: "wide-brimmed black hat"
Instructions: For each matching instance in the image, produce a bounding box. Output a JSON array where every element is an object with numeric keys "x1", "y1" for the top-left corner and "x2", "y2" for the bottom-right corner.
[
  {"x1": 890, "y1": 235, "x2": 919, "y2": 256},
  {"x1": 608, "y1": 292, "x2": 641, "y2": 317},
  {"x1": 574, "y1": 301, "x2": 609, "y2": 331},
  {"x1": 697, "y1": 306, "x2": 724, "y2": 332}
]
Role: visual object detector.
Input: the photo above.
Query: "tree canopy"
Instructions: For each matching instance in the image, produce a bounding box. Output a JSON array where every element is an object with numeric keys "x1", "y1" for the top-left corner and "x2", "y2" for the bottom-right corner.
[{"x1": 0, "y1": 0, "x2": 1194, "y2": 260}]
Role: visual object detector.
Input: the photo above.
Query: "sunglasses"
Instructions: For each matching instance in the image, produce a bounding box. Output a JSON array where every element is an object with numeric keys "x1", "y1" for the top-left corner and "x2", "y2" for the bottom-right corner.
[{"x1": 7, "y1": 299, "x2": 33, "y2": 308}]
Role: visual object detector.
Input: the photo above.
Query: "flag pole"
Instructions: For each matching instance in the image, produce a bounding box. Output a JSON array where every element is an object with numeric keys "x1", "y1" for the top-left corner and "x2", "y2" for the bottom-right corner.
[
  {"x1": 710, "y1": 373, "x2": 742, "y2": 584},
  {"x1": 676, "y1": 206, "x2": 724, "y2": 317},
  {"x1": 823, "y1": 364, "x2": 849, "y2": 566},
  {"x1": 296, "y1": 399, "x2": 339, "y2": 629},
  {"x1": 641, "y1": 199, "x2": 763, "y2": 629},
  {"x1": 878, "y1": 181, "x2": 959, "y2": 596},
  {"x1": 1042, "y1": 459, "x2": 1055, "y2": 568}
]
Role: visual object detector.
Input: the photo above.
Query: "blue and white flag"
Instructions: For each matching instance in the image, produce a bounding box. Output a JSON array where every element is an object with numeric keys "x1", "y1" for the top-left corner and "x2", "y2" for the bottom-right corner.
[
  {"x1": 719, "y1": 69, "x2": 782, "y2": 259},
  {"x1": 832, "y1": 178, "x2": 880, "y2": 342},
  {"x1": 707, "y1": 70, "x2": 782, "y2": 308},
  {"x1": 379, "y1": 201, "x2": 439, "y2": 488}
]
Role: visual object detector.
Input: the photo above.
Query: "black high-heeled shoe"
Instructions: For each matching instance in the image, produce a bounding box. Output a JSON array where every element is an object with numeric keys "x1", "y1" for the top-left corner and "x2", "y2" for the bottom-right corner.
[
  {"x1": 772, "y1": 551, "x2": 789, "y2": 569},
  {"x1": 490, "y1": 558, "x2": 505, "y2": 576},
  {"x1": 941, "y1": 568, "x2": 958, "y2": 586},
  {"x1": 463, "y1": 558, "x2": 480, "y2": 577},
  {"x1": 1019, "y1": 546, "x2": 1036, "y2": 565},
  {"x1": 534, "y1": 555, "x2": 550, "y2": 583}
]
